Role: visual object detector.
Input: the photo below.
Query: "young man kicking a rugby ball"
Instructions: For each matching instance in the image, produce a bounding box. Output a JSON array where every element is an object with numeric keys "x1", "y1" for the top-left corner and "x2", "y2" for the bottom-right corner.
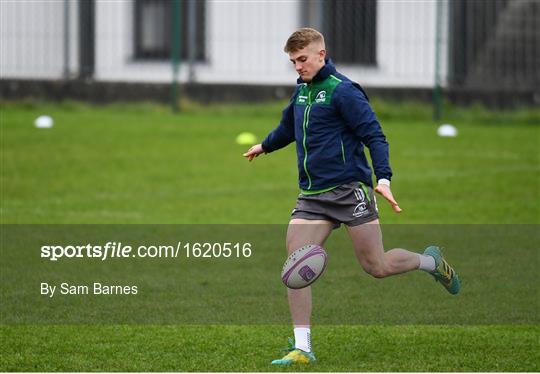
[{"x1": 243, "y1": 28, "x2": 460, "y2": 366}]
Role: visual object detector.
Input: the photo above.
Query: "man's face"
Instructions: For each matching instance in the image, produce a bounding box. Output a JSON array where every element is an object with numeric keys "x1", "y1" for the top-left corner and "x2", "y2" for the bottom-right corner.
[{"x1": 288, "y1": 43, "x2": 326, "y2": 82}]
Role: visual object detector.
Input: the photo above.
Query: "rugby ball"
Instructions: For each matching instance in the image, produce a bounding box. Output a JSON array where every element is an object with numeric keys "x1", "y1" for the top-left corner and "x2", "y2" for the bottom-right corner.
[{"x1": 281, "y1": 244, "x2": 328, "y2": 289}]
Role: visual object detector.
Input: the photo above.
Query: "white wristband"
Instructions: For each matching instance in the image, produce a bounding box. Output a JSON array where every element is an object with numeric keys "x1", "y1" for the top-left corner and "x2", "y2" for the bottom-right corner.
[{"x1": 378, "y1": 178, "x2": 390, "y2": 186}]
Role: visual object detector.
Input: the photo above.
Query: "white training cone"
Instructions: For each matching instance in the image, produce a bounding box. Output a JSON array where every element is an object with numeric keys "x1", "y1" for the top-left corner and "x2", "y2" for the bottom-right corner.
[
  {"x1": 437, "y1": 124, "x2": 457, "y2": 137},
  {"x1": 34, "y1": 115, "x2": 54, "y2": 129}
]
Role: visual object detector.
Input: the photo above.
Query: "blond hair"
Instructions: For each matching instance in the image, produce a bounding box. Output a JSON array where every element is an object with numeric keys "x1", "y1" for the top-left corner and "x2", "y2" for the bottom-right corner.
[{"x1": 284, "y1": 28, "x2": 325, "y2": 53}]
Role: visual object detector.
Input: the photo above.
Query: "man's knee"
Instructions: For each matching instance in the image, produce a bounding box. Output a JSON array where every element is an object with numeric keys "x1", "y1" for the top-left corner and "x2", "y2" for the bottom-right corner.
[
  {"x1": 286, "y1": 233, "x2": 305, "y2": 253},
  {"x1": 363, "y1": 262, "x2": 390, "y2": 279},
  {"x1": 286, "y1": 239, "x2": 298, "y2": 253}
]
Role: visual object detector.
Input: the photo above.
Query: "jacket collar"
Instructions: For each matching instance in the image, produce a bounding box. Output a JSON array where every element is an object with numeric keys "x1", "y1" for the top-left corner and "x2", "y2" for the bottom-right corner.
[{"x1": 297, "y1": 58, "x2": 336, "y2": 84}]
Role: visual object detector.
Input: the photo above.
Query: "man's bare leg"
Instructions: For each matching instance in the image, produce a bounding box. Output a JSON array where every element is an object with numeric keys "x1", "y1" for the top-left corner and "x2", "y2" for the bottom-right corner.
[
  {"x1": 270, "y1": 217, "x2": 331, "y2": 364},
  {"x1": 285, "y1": 218, "x2": 333, "y2": 352},
  {"x1": 346, "y1": 219, "x2": 424, "y2": 278}
]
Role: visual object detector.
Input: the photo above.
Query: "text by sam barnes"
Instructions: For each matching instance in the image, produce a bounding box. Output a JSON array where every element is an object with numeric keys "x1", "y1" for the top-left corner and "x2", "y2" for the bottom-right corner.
[{"x1": 41, "y1": 282, "x2": 138, "y2": 297}]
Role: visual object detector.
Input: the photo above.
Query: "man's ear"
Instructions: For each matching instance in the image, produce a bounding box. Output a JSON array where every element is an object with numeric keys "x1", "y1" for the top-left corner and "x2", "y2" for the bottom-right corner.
[{"x1": 319, "y1": 49, "x2": 326, "y2": 61}]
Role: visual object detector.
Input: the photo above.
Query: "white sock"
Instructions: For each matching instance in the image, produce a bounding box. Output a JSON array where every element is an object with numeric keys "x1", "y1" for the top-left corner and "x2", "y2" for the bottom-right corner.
[
  {"x1": 293, "y1": 327, "x2": 311, "y2": 352},
  {"x1": 418, "y1": 254, "x2": 436, "y2": 272}
]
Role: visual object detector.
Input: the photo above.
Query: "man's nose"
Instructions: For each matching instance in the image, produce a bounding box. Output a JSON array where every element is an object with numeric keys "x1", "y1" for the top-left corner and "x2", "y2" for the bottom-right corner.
[{"x1": 295, "y1": 63, "x2": 303, "y2": 71}]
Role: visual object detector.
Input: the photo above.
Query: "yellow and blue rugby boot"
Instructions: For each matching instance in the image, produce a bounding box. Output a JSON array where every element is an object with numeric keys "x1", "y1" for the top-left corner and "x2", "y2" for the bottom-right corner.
[
  {"x1": 424, "y1": 246, "x2": 460, "y2": 295},
  {"x1": 271, "y1": 338, "x2": 316, "y2": 365}
]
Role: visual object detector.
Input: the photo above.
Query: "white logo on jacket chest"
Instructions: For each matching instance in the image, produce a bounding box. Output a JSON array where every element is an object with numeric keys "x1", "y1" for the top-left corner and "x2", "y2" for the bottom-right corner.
[{"x1": 315, "y1": 91, "x2": 326, "y2": 103}]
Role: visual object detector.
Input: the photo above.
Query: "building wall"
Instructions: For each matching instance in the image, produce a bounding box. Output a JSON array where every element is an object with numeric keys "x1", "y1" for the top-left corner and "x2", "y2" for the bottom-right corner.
[
  {"x1": 351, "y1": 0, "x2": 449, "y2": 87},
  {"x1": 94, "y1": 0, "x2": 300, "y2": 84},
  {"x1": 0, "y1": 0, "x2": 79, "y2": 79},
  {"x1": 2, "y1": 0, "x2": 448, "y2": 88}
]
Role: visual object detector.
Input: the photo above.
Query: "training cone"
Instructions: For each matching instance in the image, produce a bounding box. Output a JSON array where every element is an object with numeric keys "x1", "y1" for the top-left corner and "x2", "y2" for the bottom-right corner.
[
  {"x1": 437, "y1": 124, "x2": 457, "y2": 137},
  {"x1": 236, "y1": 132, "x2": 257, "y2": 145},
  {"x1": 34, "y1": 115, "x2": 54, "y2": 129}
]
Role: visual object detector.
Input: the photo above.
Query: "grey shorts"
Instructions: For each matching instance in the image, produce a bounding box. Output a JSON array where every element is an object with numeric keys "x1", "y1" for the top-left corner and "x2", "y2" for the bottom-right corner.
[{"x1": 291, "y1": 182, "x2": 379, "y2": 228}]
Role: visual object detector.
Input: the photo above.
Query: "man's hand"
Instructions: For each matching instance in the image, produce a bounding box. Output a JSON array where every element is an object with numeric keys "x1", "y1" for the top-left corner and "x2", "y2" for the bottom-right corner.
[
  {"x1": 374, "y1": 184, "x2": 402, "y2": 213},
  {"x1": 243, "y1": 144, "x2": 265, "y2": 162}
]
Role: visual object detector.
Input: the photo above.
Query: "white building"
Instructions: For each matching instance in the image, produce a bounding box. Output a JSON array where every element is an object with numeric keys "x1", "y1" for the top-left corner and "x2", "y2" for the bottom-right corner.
[
  {"x1": 1, "y1": 0, "x2": 449, "y2": 88},
  {"x1": 2, "y1": 0, "x2": 537, "y2": 97}
]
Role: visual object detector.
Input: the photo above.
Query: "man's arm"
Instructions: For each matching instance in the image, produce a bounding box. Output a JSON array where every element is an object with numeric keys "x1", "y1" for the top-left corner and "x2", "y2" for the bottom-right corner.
[
  {"x1": 261, "y1": 88, "x2": 297, "y2": 153},
  {"x1": 337, "y1": 83, "x2": 401, "y2": 213},
  {"x1": 243, "y1": 88, "x2": 298, "y2": 161}
]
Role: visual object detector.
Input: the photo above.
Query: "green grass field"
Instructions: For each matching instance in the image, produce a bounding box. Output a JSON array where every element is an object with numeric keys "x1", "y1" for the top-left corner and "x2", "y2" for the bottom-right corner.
[{"x1": 1, "y1": 100, "x2": 539, "y2": 371}]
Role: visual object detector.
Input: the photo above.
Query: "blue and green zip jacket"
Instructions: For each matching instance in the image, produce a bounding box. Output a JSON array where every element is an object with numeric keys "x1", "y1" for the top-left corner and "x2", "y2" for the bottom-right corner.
[{"x1": 261, "y1": 59, "x2": 392, "y2": 193}]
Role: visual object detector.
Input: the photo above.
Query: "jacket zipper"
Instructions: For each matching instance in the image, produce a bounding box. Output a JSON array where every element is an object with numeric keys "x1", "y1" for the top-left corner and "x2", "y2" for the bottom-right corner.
[
  {"x1": 302, "y1": 87, "x2": 313, "y2": 189},
  {"x1": 340, "y1": 138, "x2": 346, "y2": 164}
]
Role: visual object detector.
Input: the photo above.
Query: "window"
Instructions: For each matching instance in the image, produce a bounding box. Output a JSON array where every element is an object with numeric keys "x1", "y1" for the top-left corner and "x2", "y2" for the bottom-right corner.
[
  {"x1": 134, "y1": 0, "x2": 205, "y2": 61},
  {"x1": 302, "y1": 0, "x2": 377, "y2": 65}
]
